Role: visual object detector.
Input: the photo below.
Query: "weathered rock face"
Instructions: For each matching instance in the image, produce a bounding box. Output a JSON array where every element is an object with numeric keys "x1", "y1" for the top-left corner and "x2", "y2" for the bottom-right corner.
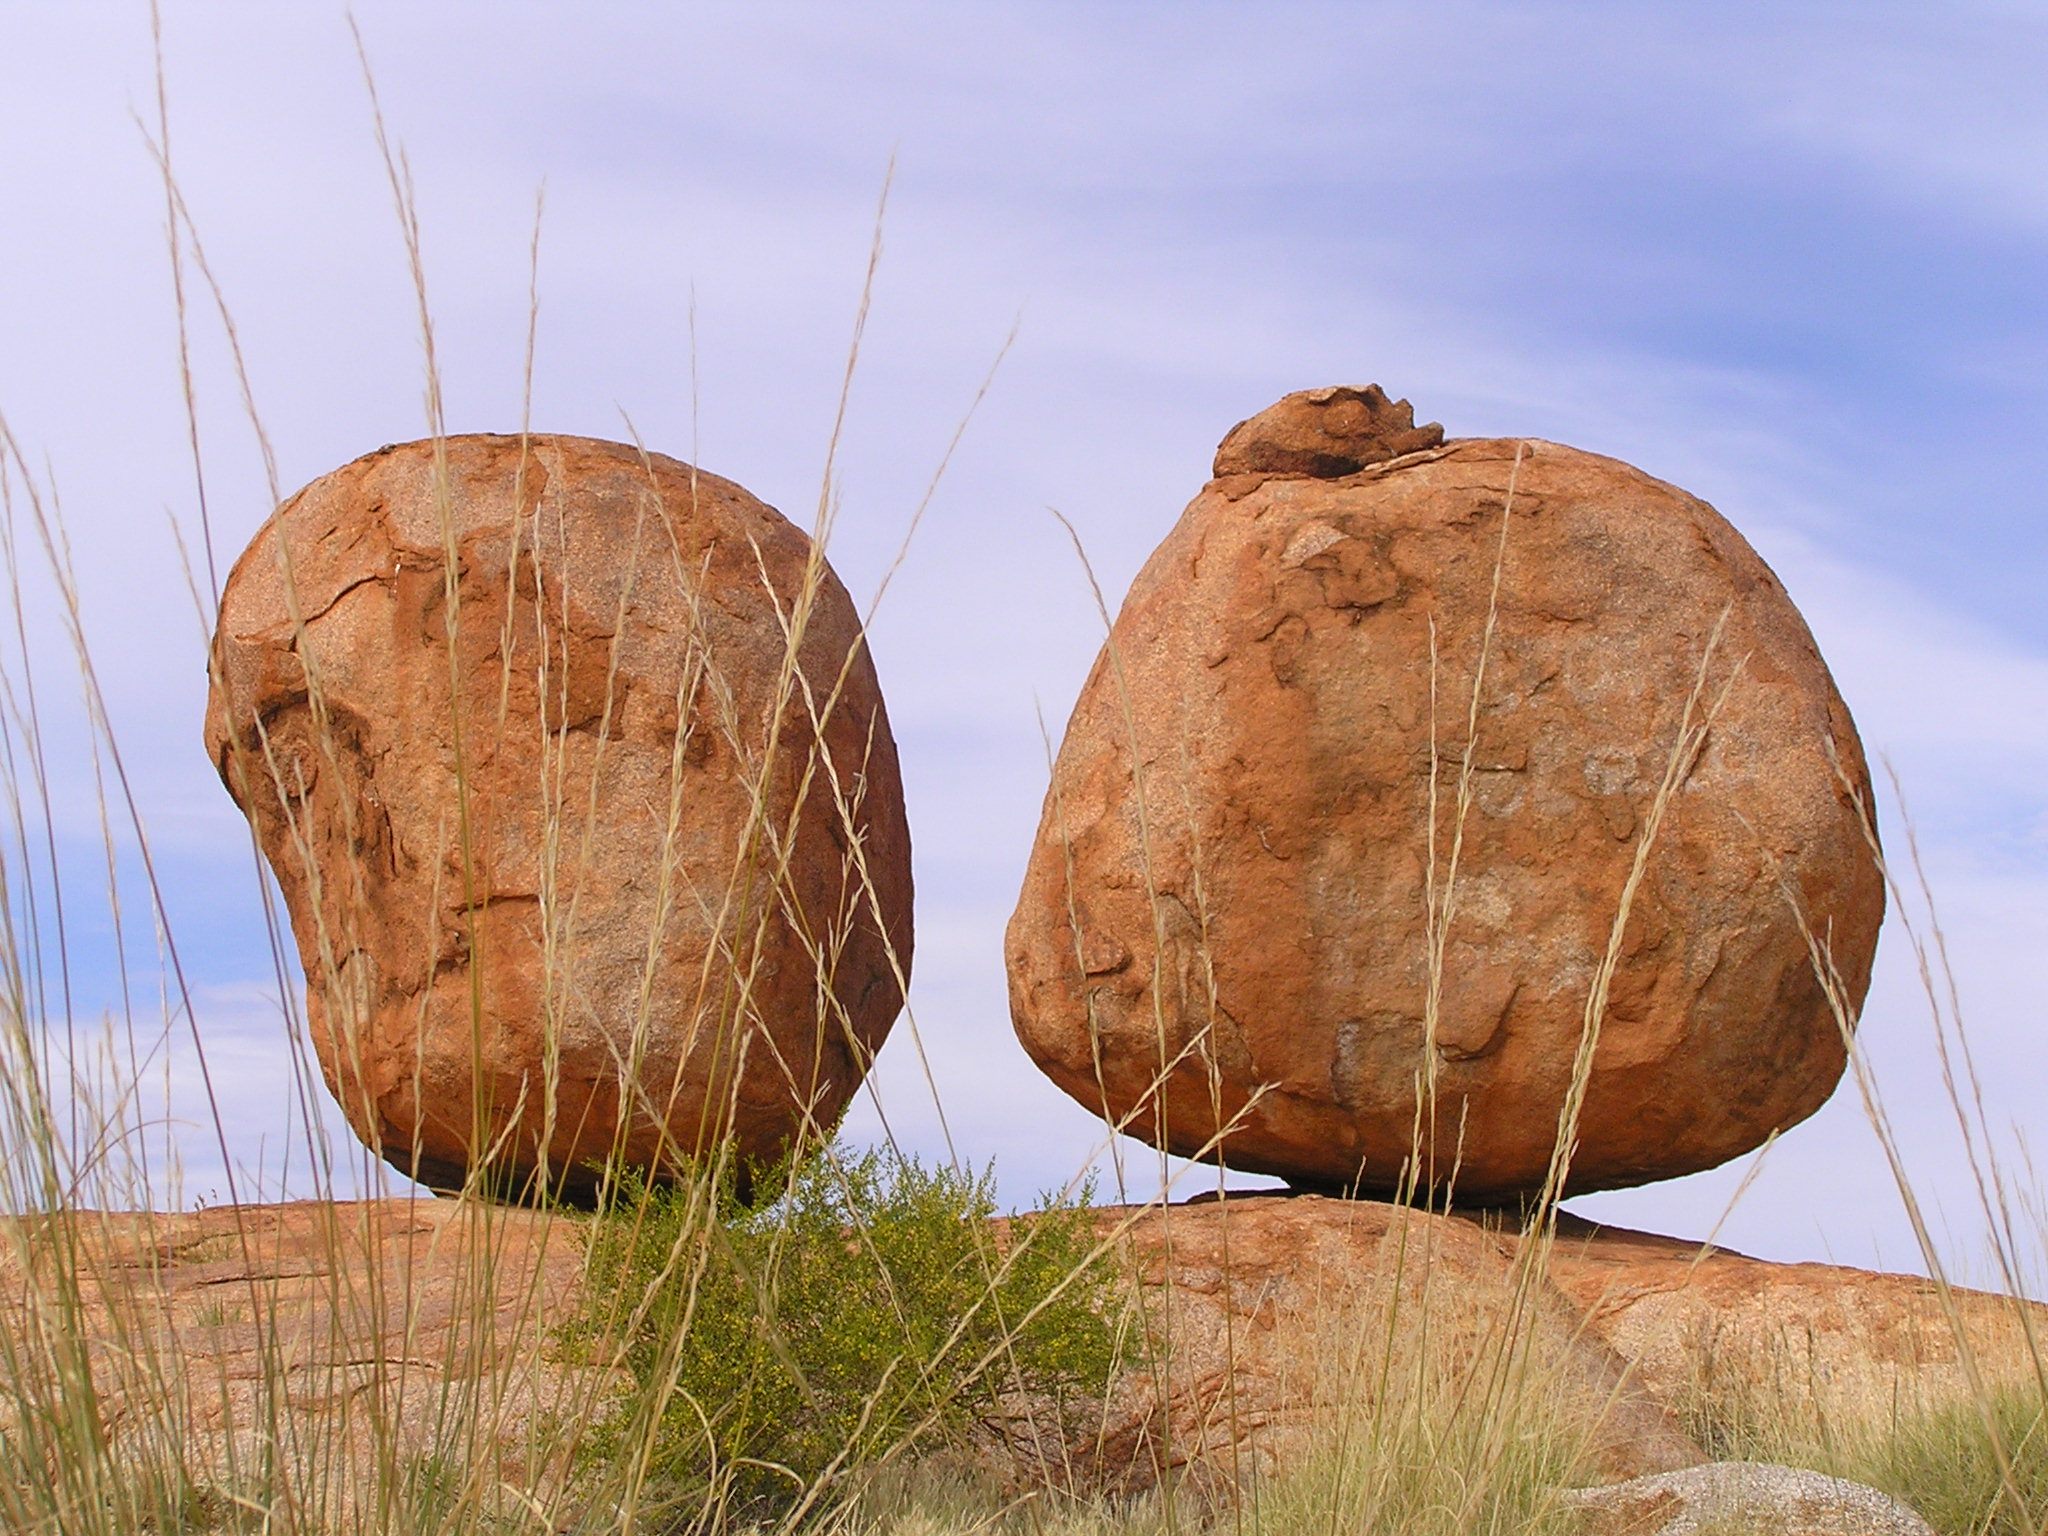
[
  {"x1": 974, "y1": 1194, "x2": 2047, "y2": 1503},
  {"x1": 1007, "y1": 386, "x2": 1882, "y2": 1199},
  {"x1": 0, "y1": 1200, "x2": 605, "y2": 1528},
  {"x1": 1545, "y1": 1213, "x2": 2048, "y2": 1445},
  {"x1": 1025, "y1": 1193, "x2": 1705, "y2": 1493},
  {"x1": 1212, "y1": 382, "x2": 1446, "y2": 478},
  {"x1": 10, "y1": 1193, "x2": 2035, "y2": 1519},
  {"x1": 206, "y1": 436, "x2": 912, "y2": 1198}
]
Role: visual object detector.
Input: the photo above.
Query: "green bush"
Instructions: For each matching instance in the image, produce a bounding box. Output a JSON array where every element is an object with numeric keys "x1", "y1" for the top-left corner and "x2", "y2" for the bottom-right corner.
[{"x1": 563, "y1": 1143, "x2": 1121, "y2": 1527}]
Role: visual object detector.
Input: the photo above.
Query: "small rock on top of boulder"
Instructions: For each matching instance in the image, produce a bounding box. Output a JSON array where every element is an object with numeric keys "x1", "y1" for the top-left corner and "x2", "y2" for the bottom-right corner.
[
  {"x1": 1007, "y1": 387, "x2": 1882, "y2": 1200},
  {"x1": 1212, "y1": 384, "x2": 1445, "y2": 480}
]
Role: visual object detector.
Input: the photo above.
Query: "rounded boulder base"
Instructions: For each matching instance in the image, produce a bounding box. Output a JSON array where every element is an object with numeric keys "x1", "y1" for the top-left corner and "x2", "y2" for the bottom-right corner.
[
  {"x1": 206, "y1": 435, "x2": 912, "y2": 1201},
  {"x1": 1006, "y1": 388, "x2": 1881, "y2": 1201}
]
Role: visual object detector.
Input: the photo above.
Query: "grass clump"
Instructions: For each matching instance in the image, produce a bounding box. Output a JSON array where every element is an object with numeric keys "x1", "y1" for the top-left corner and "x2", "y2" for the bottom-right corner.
[
  {"x1": 1668, "y1": 1322, "x2": 2048, "y2": 1536},
  {"x1": 1248, "y1": 1417, "x2": 1582, "y2": 1536},
  {"x1": 563, "y1": 1143, "x2": 1121, "y2": 1528},
  {"x1": 1762, "y1": 1383, "x2": 2048, "y2": 1536},
  {"x1": 1850, "y1": 1383, "x2": 2048, "y2": 1536}
]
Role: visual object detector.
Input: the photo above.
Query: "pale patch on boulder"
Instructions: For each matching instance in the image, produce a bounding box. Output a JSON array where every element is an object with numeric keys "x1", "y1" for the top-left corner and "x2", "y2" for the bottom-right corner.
[{"x1": 1561, "y1": 1462, "x2": 1935, "y2": 1536}]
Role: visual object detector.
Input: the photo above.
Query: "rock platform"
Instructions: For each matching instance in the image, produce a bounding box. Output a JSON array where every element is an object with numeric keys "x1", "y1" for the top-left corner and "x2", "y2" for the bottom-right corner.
[{"x1": 4, "y1": 1193, "x2": 2034, "y2": 1515}]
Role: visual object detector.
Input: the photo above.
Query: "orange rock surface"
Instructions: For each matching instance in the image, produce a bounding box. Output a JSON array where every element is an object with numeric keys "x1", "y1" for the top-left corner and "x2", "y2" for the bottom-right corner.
[
  {"x1": 206, "y1": 436, "x2": 912, "y2": 1198},
  {"x1": 1048, "y1": 1193, "x2": 1703, "y2": 1490},
  {"x1": 1546, "y1": 1212, "x2": 2046, "y2": 1432},
  {"x1": 12, "y1": 1194, "x2": 2036, "y2": 1509},
  {"x1": 0, "y1": 1199, "x2": 600, "y2": 1526},
  {"x1": 1008, "y1": 388, "x2": 1882, "y2": 1198}
]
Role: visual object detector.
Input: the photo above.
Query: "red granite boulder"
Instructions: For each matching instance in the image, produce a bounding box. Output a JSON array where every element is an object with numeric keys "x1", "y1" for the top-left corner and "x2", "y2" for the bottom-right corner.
[
  {"x1": 1007, "y1": 387, "x2": 1881, "y2": 1199},
  {"x1": 207, "y1": 435, "x2": 912, "y2": 1199}
]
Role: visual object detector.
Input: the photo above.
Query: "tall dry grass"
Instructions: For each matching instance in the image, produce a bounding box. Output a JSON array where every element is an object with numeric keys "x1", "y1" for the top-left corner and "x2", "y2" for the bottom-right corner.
[
  {"x1": 0, "y1": 16, "x2": 2043, "y2": 1536},
  {"x1": 0, "y1": 21, "x2": 1131, "y2": 1533}
]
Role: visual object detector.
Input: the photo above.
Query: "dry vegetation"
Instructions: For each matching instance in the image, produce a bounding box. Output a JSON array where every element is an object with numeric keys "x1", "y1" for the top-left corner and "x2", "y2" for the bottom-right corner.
[{"x1": 0, "y1": 23, "x2": 2044, "y2": 1536}]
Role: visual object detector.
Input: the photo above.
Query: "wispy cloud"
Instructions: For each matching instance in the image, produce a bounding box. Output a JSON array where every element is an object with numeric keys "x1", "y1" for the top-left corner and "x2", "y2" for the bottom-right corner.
[{"x1": 0, "y1": 4, "x2": 2039, "y2": 1275}]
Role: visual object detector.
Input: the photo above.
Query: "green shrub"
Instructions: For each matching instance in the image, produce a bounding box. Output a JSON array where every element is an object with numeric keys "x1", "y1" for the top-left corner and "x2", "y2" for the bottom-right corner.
[{"x1": 563, "y1": 1143, "x2": 1121, "y2": 1527}]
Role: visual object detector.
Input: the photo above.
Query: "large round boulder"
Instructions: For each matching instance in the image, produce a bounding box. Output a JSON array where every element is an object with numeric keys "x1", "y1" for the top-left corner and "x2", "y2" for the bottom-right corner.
[
  {"x1": 206, "y1": 434, "x2": 912, "y2": 1199},
  {"x1": 1006, "y1": 386, "x2": 1882, "y2": 1200}
]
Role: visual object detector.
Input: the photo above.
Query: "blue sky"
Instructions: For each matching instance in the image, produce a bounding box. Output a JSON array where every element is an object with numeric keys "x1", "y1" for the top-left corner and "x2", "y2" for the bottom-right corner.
[{"x1": 0, "y1": 4, "x2": 2042, "y2": 1279}]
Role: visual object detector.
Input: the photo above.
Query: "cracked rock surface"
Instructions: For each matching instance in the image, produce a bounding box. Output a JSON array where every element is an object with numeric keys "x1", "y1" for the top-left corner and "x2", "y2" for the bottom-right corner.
[
  {"x1": 206, "y1": 435, "x2": 911, "y2": 1198},
  {"x1": 1006, "y1": 387, "x2": 1881, "y2": 1198}
]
